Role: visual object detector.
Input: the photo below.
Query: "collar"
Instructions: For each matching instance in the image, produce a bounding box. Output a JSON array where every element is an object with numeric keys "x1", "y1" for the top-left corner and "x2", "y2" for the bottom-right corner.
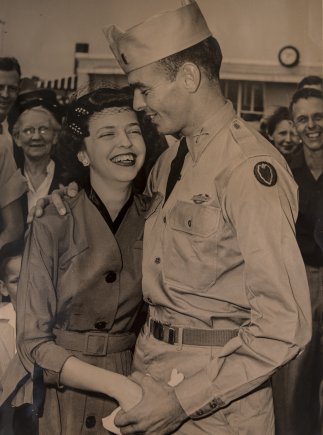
[{"x1": 186, "y1": 100, "x2": 236, "y2": 163}]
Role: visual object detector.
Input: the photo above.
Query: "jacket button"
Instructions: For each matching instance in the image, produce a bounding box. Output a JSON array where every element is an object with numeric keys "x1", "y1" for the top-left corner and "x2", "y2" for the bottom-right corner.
[
  {"x1": 95, "y1": 321, "x2": 107, "y2": 330},
  {"x1": 105, "y1": 271, "x2": 117, "y2": 283},
  {"x1": 154, "y1": 257, "x2": 161, "y2": 264},
  {"x1": 85, "y1": 416, "x2": 96, "y2": 428}
]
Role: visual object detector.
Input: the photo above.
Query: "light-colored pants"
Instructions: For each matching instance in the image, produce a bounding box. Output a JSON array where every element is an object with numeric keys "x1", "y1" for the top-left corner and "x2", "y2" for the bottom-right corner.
[{"x1": 133, "y1": 322, "x2": 274, "y2": 435}]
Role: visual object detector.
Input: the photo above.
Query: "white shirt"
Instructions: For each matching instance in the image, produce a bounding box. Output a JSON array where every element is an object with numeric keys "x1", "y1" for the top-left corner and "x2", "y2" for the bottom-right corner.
[{"x1": 24, "y1": 159, "x2": 55, "y2": 211}]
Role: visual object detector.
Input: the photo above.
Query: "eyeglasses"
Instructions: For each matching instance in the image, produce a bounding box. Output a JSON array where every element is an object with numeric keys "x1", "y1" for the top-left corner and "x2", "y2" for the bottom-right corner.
[{"x1": 21, "y1": 126, "x2": 53, "y2": 136}]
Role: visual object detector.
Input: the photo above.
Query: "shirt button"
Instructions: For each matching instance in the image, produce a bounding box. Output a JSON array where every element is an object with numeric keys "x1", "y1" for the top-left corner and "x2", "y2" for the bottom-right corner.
[
  {"x1": 95, "y1": 321, "x2": 107, "y2": 330},
  {"x1": 154, "y1": 257, "x2": 161, "y2": 264},
  {"x1": 85, "y1": 416, "x2": 96, "y2": 428},
  {"x1": 105, "y1": 271, "x2": 116, "y2": 283},
  {"x1": 233, "y1": 121, "x2": 240, "y2": 129}
]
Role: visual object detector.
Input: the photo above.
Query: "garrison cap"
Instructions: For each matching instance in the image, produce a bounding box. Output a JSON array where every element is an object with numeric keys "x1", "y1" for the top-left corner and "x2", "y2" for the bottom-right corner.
[{"x1": 103, "y1": 0, "x2": 212, "y2": 74}]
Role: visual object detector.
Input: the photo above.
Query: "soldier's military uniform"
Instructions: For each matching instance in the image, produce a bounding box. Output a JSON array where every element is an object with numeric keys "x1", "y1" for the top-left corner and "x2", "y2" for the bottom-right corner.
[{"x1": 133, "y1": 101, "x2": 312, "y2": 434}]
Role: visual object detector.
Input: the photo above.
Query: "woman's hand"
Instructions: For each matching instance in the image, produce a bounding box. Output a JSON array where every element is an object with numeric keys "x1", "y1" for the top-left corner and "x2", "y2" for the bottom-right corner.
[{"x1": 27, "y1": 182, "x2": 79, "y2": 223}]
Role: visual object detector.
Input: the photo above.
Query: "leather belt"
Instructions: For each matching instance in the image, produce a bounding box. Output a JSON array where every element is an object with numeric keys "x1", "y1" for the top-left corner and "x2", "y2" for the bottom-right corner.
[
  {"x1": 148, "y1": 318, "x2": 239, "y2": 346},
  {"x1": 53, "y1": 328, "x2": 136, "y2": 356}
]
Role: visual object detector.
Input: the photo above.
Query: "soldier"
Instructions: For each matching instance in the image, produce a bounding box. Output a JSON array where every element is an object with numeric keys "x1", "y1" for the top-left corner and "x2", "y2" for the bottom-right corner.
[{"x1": 104, "y1": 1, "x2": 311, "y2": 434}]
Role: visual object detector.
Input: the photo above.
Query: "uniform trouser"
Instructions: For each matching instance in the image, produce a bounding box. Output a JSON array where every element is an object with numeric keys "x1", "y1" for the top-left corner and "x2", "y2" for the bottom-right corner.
[
  {"x1": 272, "y1": 265, "x2": 323, "y2": 435},
  {"x1": 133, "y1": 323, "x2": 275, "y2": 435}
]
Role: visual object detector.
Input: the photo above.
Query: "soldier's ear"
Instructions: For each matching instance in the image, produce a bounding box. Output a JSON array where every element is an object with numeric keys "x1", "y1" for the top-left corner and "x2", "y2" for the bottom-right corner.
[{"x1": 179, "y1": 62, "x2": 201, "y2": 93}]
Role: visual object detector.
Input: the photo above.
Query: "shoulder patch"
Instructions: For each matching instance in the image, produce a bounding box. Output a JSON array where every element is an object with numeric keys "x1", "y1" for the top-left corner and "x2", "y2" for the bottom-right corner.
[{"x1": 254, "y1": 162, "x2": 277, "y2": 187}]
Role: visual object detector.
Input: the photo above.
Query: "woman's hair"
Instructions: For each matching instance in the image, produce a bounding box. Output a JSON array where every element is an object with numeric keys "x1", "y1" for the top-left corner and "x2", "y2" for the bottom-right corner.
[
  {"x1": 266, "y1": 106, "x2": 291, "y2": 137},
  {"x1": 57, "y1": 87, "x2": 168, "y2": 190}
]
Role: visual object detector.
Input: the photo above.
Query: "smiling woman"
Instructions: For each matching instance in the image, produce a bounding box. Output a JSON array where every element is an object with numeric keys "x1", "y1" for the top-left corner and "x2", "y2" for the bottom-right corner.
[
  {"x1": 267, "y1": 106, "x2": 302, "y2": 164},
  {"x1": 1, "y1": 87, "x2": 151, "y2": 435}
]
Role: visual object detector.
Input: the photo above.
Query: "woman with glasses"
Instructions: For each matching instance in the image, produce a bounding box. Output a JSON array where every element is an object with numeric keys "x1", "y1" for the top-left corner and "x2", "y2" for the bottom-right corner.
[{"x1": 7, "y1": 89, "x2": 65, "y2": 224}]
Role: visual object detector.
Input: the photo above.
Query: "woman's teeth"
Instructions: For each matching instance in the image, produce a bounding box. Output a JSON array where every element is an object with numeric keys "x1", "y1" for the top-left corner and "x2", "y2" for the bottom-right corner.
[{"x1": 111, "y1": 153, "x2": 136, "y2": 165}]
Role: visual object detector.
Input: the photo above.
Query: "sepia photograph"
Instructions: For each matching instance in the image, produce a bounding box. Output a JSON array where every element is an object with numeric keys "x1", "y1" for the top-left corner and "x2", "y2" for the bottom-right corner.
[{"x1": 0, "y1": 0, "x2": 322, "y2": 434}]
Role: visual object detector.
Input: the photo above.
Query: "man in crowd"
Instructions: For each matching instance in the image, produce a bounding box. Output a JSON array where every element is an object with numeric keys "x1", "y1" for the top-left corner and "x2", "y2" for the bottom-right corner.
[
  {"x1": 273, "y1": 87, "x2": 323, "y2": 435},
  {"x1": 0, "y1": 57, "x2": 21, "y2": 153},
  {"x1": 101, "y1": 1, "x2": 311, "y2": 434}
]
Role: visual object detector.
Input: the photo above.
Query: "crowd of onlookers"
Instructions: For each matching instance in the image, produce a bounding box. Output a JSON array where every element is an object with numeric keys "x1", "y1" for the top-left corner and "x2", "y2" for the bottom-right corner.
[{"x1": 0, "y1": 55, "x2": 322, "y2": 434}]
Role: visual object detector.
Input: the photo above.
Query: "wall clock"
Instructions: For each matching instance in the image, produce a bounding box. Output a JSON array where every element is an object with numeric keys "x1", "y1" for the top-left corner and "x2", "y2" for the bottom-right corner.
[{"x1": 278, "y1": 45, "x2": 300, "y2": 68}]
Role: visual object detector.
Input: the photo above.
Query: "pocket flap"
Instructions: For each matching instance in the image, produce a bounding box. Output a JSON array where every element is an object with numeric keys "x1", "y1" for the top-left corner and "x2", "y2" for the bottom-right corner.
[{"x1": 169, "y1": 201, "x2": 220, "y2": 237}]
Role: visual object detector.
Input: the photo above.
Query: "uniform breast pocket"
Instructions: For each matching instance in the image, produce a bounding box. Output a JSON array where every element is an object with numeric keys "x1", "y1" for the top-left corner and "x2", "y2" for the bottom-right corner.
[{"x1": 163, "y1": 201, "x2": 221, "y2": 292}]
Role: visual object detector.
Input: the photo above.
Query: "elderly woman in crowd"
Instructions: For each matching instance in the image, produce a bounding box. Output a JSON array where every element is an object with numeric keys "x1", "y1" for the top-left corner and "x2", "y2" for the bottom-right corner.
[
  {"x1": 267, "y1": 106, "x2": 302, "y2": 165},
  {"x1": 0, "y1": 87, "x2": 157, "y2": 435},
  {"x1": 7, "y1": 89, "x2": 65, "y2": 224}
]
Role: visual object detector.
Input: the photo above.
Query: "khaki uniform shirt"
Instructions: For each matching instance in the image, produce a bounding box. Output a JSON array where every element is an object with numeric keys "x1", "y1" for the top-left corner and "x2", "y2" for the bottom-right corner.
[{"x1": 143, "y1": 101, "x2": 312, "y2": 418}]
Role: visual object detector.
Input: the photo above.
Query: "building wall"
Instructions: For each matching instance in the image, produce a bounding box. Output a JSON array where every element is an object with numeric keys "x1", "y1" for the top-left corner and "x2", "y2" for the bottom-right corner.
[{"x1": 1, "y1": 0, "x2": 321, "y2": 80}]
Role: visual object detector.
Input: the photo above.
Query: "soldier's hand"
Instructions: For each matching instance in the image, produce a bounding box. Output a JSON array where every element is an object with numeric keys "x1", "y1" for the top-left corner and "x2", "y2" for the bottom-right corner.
[{"x1": 27, "y1": 182, "x2": 79, "y2": 223}]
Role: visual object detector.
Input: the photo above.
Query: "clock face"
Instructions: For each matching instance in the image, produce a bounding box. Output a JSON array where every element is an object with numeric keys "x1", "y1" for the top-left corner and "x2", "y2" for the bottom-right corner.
[{"x1": 278, "y1": 46, "x2": 300, "y2": 68}]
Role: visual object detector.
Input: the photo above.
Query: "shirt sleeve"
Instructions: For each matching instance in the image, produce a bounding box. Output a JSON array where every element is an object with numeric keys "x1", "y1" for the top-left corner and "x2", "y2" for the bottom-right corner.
[
  {"x1": 174, "y1": 156, "x2": 312, "y2": 418},
  {"x1": 16, "y1": 216, "x2": 72, "y2": 387},
  {"x1": 0, "y1": 143, "x2": 27, "y2": 208}
]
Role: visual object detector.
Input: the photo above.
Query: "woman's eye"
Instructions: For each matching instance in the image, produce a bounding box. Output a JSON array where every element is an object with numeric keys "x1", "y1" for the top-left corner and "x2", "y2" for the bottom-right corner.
[
  {"x1": 128, "y1": 129, "x2": 142, "y2": 135},
  {"x1": 99, "y1": 133, "x2": 115, "y2": 138}
]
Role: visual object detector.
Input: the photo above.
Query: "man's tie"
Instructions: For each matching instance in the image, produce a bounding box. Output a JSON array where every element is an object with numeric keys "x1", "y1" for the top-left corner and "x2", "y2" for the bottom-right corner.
[{"x1": 164, "y1": 137, "x2": 188, "y2": 203}]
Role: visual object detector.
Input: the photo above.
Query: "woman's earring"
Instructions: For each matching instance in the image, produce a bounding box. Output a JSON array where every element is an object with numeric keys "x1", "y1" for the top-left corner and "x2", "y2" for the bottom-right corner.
[{"x1": 82, "y1": 159, "x2": 90, "y2": 167}]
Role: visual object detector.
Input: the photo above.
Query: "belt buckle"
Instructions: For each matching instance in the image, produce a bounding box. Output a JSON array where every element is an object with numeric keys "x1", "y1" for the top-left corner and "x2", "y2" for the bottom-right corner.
[
  {"x1": 153, "y1": 321, "x2": 164, "y2": 341},
  {"x1": 152, "y1": 321, "x2": 176, "y2": 345},
  {"x1": 167, "y1": 327, "x2": 176, "y2": 345},
  {"x1": 83, "y1": 332, "x2": 109, "y2": 356}
]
